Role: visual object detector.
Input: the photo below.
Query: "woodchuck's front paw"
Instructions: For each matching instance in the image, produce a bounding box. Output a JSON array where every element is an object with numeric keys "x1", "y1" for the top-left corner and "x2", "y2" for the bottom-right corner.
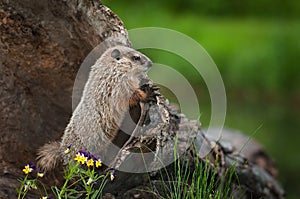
[{"x1": 140, "y1": 83, "x2": 160, "y2": 103}]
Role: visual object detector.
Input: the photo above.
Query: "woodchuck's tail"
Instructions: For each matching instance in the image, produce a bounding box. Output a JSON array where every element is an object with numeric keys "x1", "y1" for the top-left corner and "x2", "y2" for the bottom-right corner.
[{"x1": 36, "y1": 141, "x2": 61, "y2": 172}]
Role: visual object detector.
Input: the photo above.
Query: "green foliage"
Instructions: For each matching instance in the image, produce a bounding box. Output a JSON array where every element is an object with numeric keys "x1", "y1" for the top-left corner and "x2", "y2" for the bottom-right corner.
[
  {"x1": 150, "y1": 156, "x2": 236, "y2": 199},
  {"x1": 102, "y1": 1, "x2": 300, "y2": 198},
  {"x1": 103, "y1": 0, "x2": 300, "y2": 18},
  {"x1": 145, "y1": 137, "x2": 236, "y2": 199},
  {"x1": 104, "y1": 1, "x2": 300, "y2": 94}
]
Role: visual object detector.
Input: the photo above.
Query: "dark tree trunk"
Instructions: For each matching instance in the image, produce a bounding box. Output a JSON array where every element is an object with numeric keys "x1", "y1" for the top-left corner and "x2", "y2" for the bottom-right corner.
[
  {"x1": 0, "y1": 0, "x2": 284, "y2": 198},
  {"x1": 0, "y1": 0, "x2": 129, "y2": 197}
]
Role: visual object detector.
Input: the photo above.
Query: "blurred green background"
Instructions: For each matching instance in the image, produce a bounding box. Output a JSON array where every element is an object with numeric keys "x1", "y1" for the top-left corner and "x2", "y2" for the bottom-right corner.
[{"x1": 103, "y1": 0, "x2": 300, "y2": 198}]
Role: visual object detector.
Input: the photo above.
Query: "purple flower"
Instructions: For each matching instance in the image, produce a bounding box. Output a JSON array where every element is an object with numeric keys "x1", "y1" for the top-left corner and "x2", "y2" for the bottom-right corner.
[
  {"x1": 78, "y1": 150, "x2": 98, "y2": 161},
  {"x1": 22, "y1": 162, "x2": 36, "y2": 174},
  {"x1": 78, "y1": 150, "x2": 89, "y2": 158},
  {"x1": 28, "y1": 162, "x2": 36, "y2": 171}
]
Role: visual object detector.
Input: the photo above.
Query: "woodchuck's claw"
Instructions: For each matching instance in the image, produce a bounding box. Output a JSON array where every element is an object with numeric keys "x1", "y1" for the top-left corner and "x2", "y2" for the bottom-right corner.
[
  {"x1": 140, "y1": 84, "x2": 160, "y2": 103},
  {"x1": 151, "y1": 85, "x2": 160, "y2": 91}
]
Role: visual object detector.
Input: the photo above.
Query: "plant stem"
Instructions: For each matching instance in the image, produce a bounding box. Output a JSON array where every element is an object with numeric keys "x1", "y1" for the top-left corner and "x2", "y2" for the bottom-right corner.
[
  {"x1": 17, "y1": 175, "x2": 28, "y2": 199},
  {"x1": 59, "y1": 161, "x2": 79, "y2": 198}
]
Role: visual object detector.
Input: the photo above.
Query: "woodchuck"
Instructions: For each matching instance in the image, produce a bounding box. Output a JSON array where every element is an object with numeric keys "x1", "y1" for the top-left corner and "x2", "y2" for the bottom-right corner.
[{"x1": 37, "y1": 45, "x2": 153, "y2": 172}]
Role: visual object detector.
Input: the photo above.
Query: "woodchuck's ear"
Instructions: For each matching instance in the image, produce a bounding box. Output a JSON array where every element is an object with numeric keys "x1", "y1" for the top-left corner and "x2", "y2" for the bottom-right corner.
[{"x1": 111, "y1": 48, "x2": 121, "y2": 60}]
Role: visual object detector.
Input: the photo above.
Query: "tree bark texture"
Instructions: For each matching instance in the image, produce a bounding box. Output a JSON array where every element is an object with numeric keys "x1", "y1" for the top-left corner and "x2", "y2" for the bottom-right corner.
[
  {"x1": 0, "y1": 0, "x2": 129, "y2": 197},
  {"x1": 0, "y1": 0, "x2": 284, "y2": 198}
]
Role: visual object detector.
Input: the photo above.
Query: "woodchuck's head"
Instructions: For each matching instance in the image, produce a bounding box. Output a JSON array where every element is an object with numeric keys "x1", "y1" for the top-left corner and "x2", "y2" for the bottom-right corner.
[{"x1": 99, "y1": 45, "x2": 153, "y2": 75}]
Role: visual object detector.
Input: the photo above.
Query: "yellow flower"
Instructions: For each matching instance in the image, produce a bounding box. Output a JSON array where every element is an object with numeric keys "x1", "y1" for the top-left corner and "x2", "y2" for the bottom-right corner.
[
  {"x1": 22, "y1": 165, "x2": 33, "y2": 174},
  {"x1": 64, "y1": 148, "x2": 70, "y2": 154},
  {"x1": 37, "y1": 172, "x2": 45, "y2": 177},
  {"x1": 86, "y1": 159, "x2": 94, "y2": 167},
  {"x1": 64, "y1": 145, "x2": 71, "y2": 154},
  {"x1": 74, "y1": 153, "x2": 81, "y2": 162},
  {"x1": 80, "y1": 155, "x2": 88, "y2": 164},
  {"x1": 74, "y1": 153, "x2": 87, "y2": 164},
  {"x1": 40, "y1": 197, "x2": 47, "y2": 199},
  {"x1": 95, "y1": 159, "x2": 102, "y2": 168}
]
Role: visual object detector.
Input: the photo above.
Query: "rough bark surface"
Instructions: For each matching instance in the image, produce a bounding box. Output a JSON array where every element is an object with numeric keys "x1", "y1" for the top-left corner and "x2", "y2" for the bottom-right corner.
[
  {"x1": 0, "y1": 0, "x2": 128, "y2": 197},
  {"x1": 0, "y1": 0, "x2": 284, "y2": 198}
]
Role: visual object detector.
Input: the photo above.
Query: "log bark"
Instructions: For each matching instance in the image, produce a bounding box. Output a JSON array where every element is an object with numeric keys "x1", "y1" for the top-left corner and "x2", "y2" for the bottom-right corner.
[{"x1": 0, "y1": 0, "x2": 284, "y2": 198}]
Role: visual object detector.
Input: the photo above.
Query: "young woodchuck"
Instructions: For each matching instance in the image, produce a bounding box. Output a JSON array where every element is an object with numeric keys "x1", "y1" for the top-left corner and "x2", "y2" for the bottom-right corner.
[{"x1": 37, "y1": 45, "x2": 153, "y2": 172}]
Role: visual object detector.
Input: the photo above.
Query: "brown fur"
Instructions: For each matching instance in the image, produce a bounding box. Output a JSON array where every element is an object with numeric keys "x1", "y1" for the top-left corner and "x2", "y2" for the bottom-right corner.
[
  {"x1": 129, "y1": 89, "x2": 148, "y2": 107},
  {"x1": 36, "y1": 141, "x2": 61, "y2": 172},
  {"x1": 37, "y1": 46, "x2": 152, "y2": 171}
]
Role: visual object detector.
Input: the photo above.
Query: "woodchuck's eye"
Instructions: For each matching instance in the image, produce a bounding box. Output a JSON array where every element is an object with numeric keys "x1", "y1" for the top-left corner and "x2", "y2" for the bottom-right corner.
[{"x1": 131, "y1": 55, "x2": 141, "y2": 62}]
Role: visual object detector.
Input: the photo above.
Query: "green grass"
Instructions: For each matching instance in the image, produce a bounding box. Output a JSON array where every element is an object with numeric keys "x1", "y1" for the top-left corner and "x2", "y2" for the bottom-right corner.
[
  {"x1": 149, "y1": 155, "x2": 236, "y2": 199},
  {"x1": 143, "y1": 136, "x2": 236, "y2": 199}
]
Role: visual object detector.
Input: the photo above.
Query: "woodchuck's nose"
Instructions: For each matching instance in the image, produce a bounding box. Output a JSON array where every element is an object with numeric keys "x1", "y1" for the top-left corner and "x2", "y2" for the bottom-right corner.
[{"x1": 143, "y1": 60, "x2": 152, "y2": 71}]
